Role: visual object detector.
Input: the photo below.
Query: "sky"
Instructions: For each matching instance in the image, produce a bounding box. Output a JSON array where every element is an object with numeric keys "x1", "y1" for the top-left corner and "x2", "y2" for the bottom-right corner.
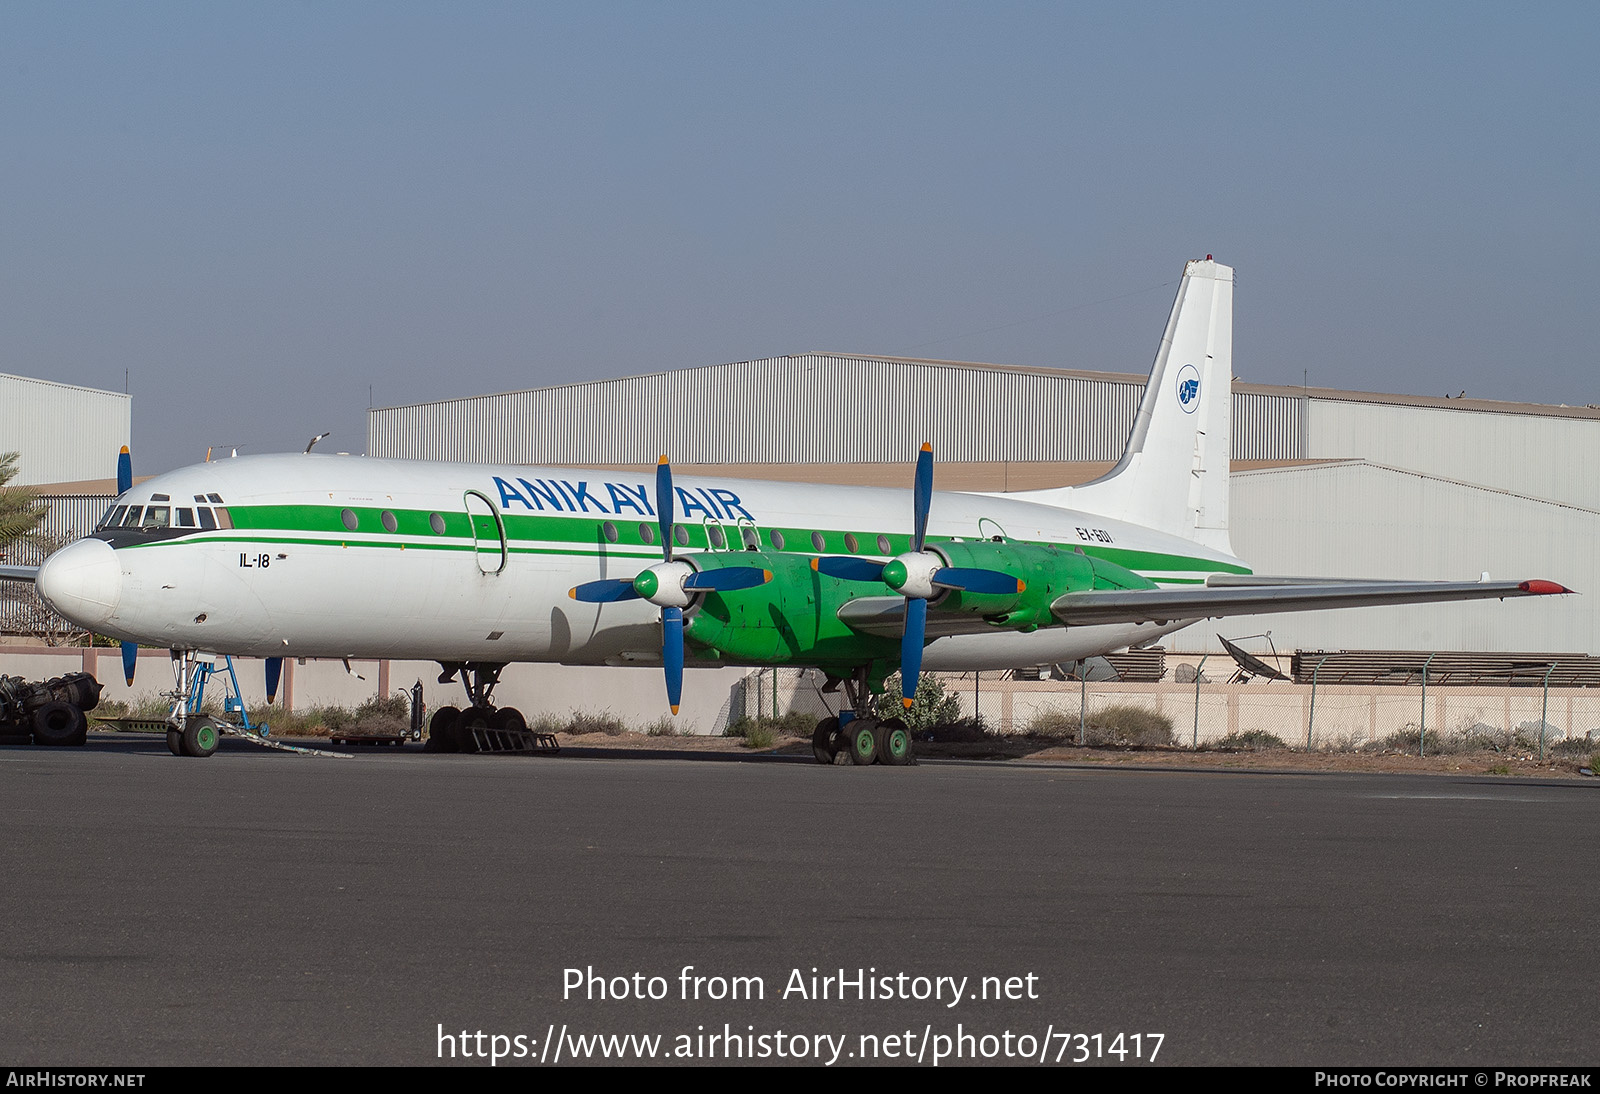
[{"x1": 3, "y1": 2, "x2": 1596, "y2": 475}]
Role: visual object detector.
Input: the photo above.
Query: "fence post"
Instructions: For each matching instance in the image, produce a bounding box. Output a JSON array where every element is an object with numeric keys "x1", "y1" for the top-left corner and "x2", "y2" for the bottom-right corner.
[
  {"x1": 1308, "y1": 655, "x2": 1329, "y2": 748},
  {"x1": 1540, "y1": 663, "x2": 1555, "y2": 762},
  {"x1": 1078, "y1": 666, "x2": 1087, "y2": 746},
  {"x1": 1193, "y1": 655, "x2": 1208, "y2": 749},
  {"x1": 1420, "y1": 653, "x2": 1436, "y2": 756}
]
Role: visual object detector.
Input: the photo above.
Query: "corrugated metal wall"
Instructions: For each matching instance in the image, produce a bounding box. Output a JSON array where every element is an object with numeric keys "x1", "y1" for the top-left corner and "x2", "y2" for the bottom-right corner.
[
  {"x1": 1166, "y1": 462, "x2": 1600, "y2": 654},
  {"x1": 0, "y1": 493, "x2": 113, "y2": 634},
  {"x1": 368, "y1": 355, "x2": 1304, "y2": 464},
  {"x1": 0, "y1": 374, "x2": 131, "y2": 486}
]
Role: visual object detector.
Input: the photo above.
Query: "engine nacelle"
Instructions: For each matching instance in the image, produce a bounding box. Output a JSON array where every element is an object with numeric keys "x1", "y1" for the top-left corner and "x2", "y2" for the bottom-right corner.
[{"x1": 928, "y1": 540, "x2": 1156, "y2": 630}]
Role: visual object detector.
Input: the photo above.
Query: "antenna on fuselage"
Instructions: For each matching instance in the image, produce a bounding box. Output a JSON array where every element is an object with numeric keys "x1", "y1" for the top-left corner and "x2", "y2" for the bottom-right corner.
[{"x1": 305, "y1": 432, "x2": 332, "y2": 453}]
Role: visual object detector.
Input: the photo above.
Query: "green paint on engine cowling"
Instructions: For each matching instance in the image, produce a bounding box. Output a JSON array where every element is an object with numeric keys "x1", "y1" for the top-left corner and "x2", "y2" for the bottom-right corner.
[
  {"x1": 684, "y1": 552, "x2": 900, "y2": 668},
  {"x1": 931, "y1": 540, "x2": 1158, "y2": 630}
]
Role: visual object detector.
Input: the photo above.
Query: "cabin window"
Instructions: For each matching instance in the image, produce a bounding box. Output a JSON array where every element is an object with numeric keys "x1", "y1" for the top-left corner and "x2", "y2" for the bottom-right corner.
[
  {"x1": 429, "y1": 512, "x2": 446, "y2": 535},
  {"x1": 176, "y1": 508, "x2": 195, "y2": 528},
  {"x1": 380, "y1": 510, "x2": 398, "y2": 533},
  {"x1": 213, "y1": 507, "x2": 233, "y2": 530},
  {"x1": 602, "y1": 521, "x2": 619, "y2": 543},
  {"x1": 844, "y1": 532, "x2": 859, "y2": 553},
  {"x1": 638, "y1": 522, "x2": 655, "y2": 545},
  {"x1": 877, "y1": 534, "x2": 891, "y2": 553},
  {"x1": 197, "y1": 508, "x2": 217, "y2": 531},
  {"x1": 770, "y1": 529, "x2": 786, "y2": 550},
  {"x1": 707, "y1": 525, "x2": 725, "y2": 548},
  {"x1": 810, "y1": 531, "x2": 826, "y2": 552},
  {"x1": 673, "y1": 524, "x2": 690, "y2": 547},
  {"x1": 341, "y1": 508, "x2": 359, "y2": 531}
]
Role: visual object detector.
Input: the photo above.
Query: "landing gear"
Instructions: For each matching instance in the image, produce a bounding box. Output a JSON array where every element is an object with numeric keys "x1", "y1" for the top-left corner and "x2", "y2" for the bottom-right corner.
[
  {"x1": 428, "y1": 662, "x2": 530, "y2": 754},
  {"x1": 810, "y1": 666, "x2": 916, "y2": 766},
  {"x1": 181, "y1": 716, "x2": 221, "y2": 758}
]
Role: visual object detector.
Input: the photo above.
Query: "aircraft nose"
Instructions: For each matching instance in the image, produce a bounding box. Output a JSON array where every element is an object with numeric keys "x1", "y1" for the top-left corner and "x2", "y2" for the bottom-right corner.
[{"x1": 35, "y1": 537, "x2": 123, "y2": 630}]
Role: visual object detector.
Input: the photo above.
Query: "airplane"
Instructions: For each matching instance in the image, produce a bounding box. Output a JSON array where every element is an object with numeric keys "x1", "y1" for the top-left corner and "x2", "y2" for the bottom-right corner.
[{"x1": 1, "y1": 257, "x2": 1571, "y2": 761}]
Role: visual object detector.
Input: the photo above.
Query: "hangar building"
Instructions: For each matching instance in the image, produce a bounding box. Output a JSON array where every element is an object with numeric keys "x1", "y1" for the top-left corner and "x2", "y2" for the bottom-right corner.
[{"x1": 368, "y1": 353, "x2": 1598, "y2": 656}]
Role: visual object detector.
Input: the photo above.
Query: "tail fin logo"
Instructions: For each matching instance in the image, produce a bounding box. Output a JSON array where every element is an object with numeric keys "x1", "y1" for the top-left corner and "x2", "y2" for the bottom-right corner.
[{"x1": 1175, "y1": 364, "x2": 1201, "y2": 414}]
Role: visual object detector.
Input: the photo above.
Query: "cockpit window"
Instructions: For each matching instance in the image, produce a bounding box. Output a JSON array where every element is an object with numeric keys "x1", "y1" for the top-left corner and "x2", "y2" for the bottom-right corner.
[
  {"x1": 102, "y1": 506, "x2": 128, "y2": 530},
  {"x1": 207, "y1": 493, "x2": 223, "y2": 504},
  {"x1": 197, "y1": 508, "x2": 217, "y2": 531},
  {"x1": 143, "y1": 506, "x2": 171, "y2": 528},
  {"x1": 213, "y1": 507, "x2": 232, "y2": 530},
  {"x1": 176, "y1": 508, "x2": 195, "y2": 528},
  {"x1": 121, "y1": 506, "x2": 143, "y2": 527}
]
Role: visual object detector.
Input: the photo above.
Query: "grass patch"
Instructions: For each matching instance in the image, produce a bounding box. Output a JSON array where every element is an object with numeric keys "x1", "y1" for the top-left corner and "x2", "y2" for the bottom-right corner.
[
  {"x1": 724, "y1": 712, "x2": 811, "y2": 748},
  {"x1": 1211, "y1": 729, "x2": 1289, "y2": 751},
  {"x1": 1023, "y1": 704, "x2": 1174, "y2": 746}
]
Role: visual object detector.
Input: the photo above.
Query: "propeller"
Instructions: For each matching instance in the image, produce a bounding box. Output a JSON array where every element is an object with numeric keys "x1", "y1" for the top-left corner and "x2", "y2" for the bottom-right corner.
[
  {"x1": 265, "y1": 657, "x2": 283, "y2": 704},
  {"x1": 813, "y1": 443, "x2": 1022, "y2": 708},
  {"x1": 116, "y1": 446, "x2": 138, "y2": 686},
  {"x1": 568, "y1": 456, "x2": 770, "y2": 714}
]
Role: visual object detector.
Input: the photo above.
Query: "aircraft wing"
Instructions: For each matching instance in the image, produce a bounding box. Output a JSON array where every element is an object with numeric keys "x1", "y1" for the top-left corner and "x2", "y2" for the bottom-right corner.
[
  {"x1": 836, "y1": 597, "x2": 1002, "y2": 639},
  {"x1": 1049, "y1": 577, "x2": 1572, "y2": 627},
  {"x1": 0, "y1": 564, "x2": 39, "y2": 583}
]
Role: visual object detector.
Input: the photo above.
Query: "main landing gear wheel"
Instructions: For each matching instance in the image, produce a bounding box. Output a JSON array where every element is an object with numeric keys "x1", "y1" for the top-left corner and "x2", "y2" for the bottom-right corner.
[
  {"x1": 181, "y1": 717, "x2": 220, "y2": 758},
  {"x1": 491, "y1": 707, "x2": 526, "y2": 734},
  {"x1": 166, "y1": 729, "x2": 183, "y2": 756},
  {"x1": 847, "y1": 719, "x2": 880, "y2": 766},
  {"x1": 32, "y1": 701, "x2": 87, "y2": 747},
  {"x1": 878, "y1": 718, "x2": 913, "y2": 765},
  {"x1": 425, "y1": 706, "x2": 462, "y2": 753},
  {"x1": 811, "y1": 717, "x2": 841, "y2": 765},
  {"x1": 457, "y1": 707, "x2": 492, "y2": 753}
]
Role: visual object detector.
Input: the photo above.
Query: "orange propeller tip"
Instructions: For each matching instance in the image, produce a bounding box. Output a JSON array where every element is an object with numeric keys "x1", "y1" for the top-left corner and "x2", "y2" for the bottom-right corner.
[
  {"x1": 920, "y1": 442, "x2": 932, "y2": 452},
  {"x1": 657, "y1": 455, "x2": 669, "y2": 465},
  {"x1": 902, "y1": 696, "x2": 914, "y2": 709},
  {"x1": 120, "y1": 445, "x2": 130, "y2": 454},
  {"x1": 763, "y1": 570, "x2": 773, "y2": 581},
  {"x1": 670, "y1": 705, "x2": 680, "y2": 715},
  {"x1": 1017, "y1": 580, "x2": 1026, "y2": 592},
  {"x1": 809, "y1": 558, "x2": 819, "y2": 570},
  {"x1": 567, "y1": 589, "x2": 577, "y2": 599}
]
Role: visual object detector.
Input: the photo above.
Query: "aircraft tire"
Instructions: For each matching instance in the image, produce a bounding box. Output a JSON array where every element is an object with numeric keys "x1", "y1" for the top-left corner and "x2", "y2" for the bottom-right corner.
[
  {"x1": 166, "y1": 729, "x2": 183, "y2": 756},
  {"x1": 426, "y1": 706, "x2": 461, "y2": 753},
  {"x1": 846, "y1": 719, "x2": 879, "y2": 766},
  {"x1": 181, "y1": 717, "x2": 220, "y2": 758},
  {"x1": 811, "y1": 717, "x2": 841, "y2": 764},
  {"x1": 458, "y1": 707, "x2": 491, "y2": 753},
  {"x1": 32, "y1": 702, "x2": 87, "y2": 747},
  {"x1": 878, "y1": 718, "x2": 913, "y2": 766},
  {"x1": 492, "y1": 707, "x2": 526, "y2": 734}
]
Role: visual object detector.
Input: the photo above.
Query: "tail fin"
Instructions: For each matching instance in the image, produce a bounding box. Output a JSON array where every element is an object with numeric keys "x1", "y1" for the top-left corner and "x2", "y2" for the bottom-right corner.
[{"x1": 1018, "y1": 256, "x2": 1233, "y2": 554}]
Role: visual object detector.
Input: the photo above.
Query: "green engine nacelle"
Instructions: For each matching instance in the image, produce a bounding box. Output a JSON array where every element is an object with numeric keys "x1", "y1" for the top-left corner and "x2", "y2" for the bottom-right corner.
[
  {"x1": 684, "y1": 552, "x2": 901, "y2": 669},
  {"x1": 929, "y1": 540, "x2": 1158, "y2": 631}
]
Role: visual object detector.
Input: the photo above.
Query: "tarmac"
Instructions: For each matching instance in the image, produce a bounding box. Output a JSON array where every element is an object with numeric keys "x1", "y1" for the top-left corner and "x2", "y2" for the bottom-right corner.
[{"x1": 1, "y1": 733, "x2": 1595, "y2": 1066}]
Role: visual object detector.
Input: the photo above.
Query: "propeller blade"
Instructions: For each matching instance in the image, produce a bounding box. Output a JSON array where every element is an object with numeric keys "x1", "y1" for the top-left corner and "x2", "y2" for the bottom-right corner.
[
  {"x1": 655, "y1": 455, "x2": 674, "y2": 563},
  {"x1": 116, "y1": 446, "x2": 132, "y2": 495},
  {"x1": 911, "y1": 442, "x2": 933, "y2": 553},
  {"x1": 569, "y1": 578, "x2": 644, "y2": 603},
  {"x1": 933, "y1": 567, "x2": 1025, "y2": 595},
  {"x1": 121, "y1": 641, "x2": 137, "y2": 686},
  {"x1": 265, "y1": 657, "x2": 283, "y2": 704},
  {"x1": 683, "y1": 567, "x2": 772, "y2": 592},
  {"x1": 811, "y1": 556, "x2": 888, "y2": 582},
  {"x1": 900, "y1": 597, "x2": 928, "y2": 709},
  {"x1": 662, "y1": 605, "x2": 684, "y2": 714}
]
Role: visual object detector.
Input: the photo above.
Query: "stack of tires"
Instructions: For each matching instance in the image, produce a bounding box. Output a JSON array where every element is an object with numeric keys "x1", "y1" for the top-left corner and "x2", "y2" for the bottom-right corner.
[{"x1": 0, "y1": 672, "x2": 104, "y2": 748}]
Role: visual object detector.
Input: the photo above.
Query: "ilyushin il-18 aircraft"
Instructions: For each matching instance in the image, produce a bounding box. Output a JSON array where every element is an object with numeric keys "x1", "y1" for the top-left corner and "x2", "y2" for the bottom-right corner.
[{"x1": 2, "y1": 258, "x2": 1571, "y2": 762}]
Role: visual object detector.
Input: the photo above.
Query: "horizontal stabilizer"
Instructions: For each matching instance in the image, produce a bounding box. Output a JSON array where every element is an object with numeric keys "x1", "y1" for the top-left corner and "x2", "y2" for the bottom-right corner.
[
  {"x1": 1050, "y1": 579, "x2": 1572, "y2": 627},
  {"x1": 0, "y1": 564, "x2": 39, "y2": 583}
]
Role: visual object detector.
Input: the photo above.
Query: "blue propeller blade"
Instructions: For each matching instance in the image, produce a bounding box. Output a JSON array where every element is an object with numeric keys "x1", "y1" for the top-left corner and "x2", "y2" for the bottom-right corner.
[
  {"x1": 116, "y1": 446, "x2": 132, "y2": 495},
  {"x1": 900, "y1": 597, "x2": 928, "y2": 709},
  {"x1": 265, "y1": 657, "x2": 283, "y2": 703},
  {"x1": 121, "y1": 641, "x2": 137, "y2": 687},
  {"x1": 655, "y1": 456, "x2": 674, "y2": 563},
  {"x1": 911, "y1": 443, "x2": 933, "y2": 553},
  {"x1": 813, "y1": 556, "x2": 888, "y2": 582},
  {"x1": 569, "y1": 579, "x2": 644, "y2": 603},
  {"x1": 933, "y1": 567, "x2": 1024, "y2": 594},
  {"x1": 683, "y1": 567, "x2": 772, "y2": 592},
  {"x1": 662, "y1": 606, "x2": 684, "y2": 714}
]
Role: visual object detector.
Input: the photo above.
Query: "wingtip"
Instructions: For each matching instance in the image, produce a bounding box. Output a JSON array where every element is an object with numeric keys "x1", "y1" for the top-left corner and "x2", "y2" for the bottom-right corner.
[{"x1": 1519, "y1": 580, "x2": 1572, "y2": 595}]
